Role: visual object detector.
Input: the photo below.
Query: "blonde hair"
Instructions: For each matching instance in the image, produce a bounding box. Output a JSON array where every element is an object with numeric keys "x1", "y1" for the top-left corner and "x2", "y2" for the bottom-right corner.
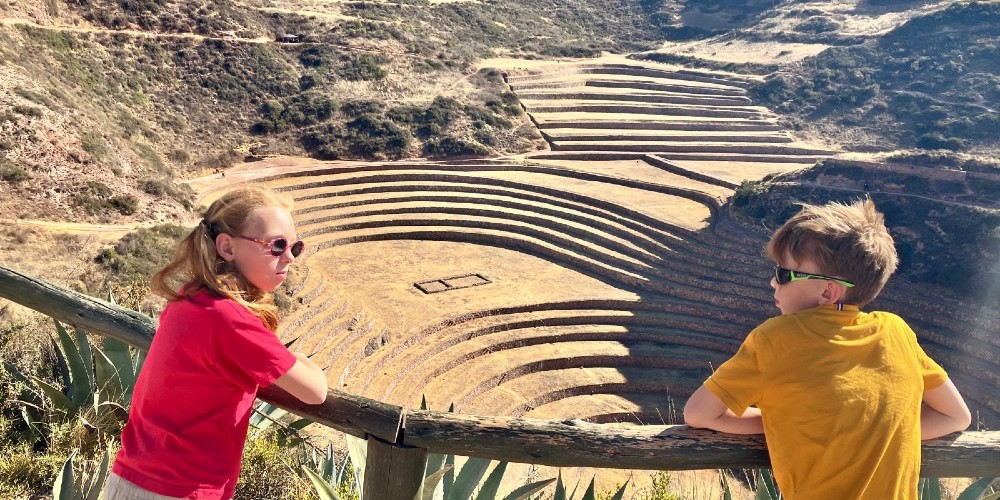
[
  {"x1": 151, "y1": 187, "x2": 293, "y2": 331},
  {"x1": 766, "y1": 198, "x2": 898, "y2": 307}
]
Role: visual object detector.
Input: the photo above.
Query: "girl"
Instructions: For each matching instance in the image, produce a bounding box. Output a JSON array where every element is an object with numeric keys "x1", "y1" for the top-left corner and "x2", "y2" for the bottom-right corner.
[{"x1": 105, "y1": 187, "x2": 328, "y2": 500}]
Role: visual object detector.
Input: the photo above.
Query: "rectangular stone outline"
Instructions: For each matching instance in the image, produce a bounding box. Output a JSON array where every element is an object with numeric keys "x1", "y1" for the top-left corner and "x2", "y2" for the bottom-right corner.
[{"x1": 414, "y1": 273, "x2": 492, "y2": 294}]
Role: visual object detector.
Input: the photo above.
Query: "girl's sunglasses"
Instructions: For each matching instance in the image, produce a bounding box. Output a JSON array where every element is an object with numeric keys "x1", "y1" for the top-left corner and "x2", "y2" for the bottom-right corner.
[
  {"x1": 773, "y1": 265, "x2": 855, "y2": 288},
  {"x1": 237, "y1": 235, "x2": 306, "y2": 257}
]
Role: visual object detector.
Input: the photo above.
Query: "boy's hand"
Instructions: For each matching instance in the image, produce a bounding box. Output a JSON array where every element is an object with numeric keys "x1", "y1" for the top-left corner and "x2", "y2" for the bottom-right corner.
[{"x1": 683, "y1": 385, "x2": 764, "y2": 434}]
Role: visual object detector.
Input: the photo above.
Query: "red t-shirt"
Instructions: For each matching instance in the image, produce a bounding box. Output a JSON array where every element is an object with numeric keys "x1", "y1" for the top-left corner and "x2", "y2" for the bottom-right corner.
[{"x1": 112, "y1": 290, "x2": 297, "y2": 499}]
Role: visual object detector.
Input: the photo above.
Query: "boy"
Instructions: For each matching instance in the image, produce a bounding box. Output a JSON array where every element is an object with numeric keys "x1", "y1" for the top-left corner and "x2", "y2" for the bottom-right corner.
[{"x1": 683, "y1": 199, "x2": 971, "y2": 499}]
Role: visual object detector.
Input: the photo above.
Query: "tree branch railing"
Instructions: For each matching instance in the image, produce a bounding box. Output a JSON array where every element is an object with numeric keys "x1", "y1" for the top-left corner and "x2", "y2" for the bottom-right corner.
[{"x1": 1, "y1": 265, "x2": 998, "y2": 499}]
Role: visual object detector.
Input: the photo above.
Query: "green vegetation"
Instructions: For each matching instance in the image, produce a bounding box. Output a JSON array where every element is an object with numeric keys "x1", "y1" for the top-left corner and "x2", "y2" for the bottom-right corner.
[
  {"x1": 251, "y1": 93, "x2": 338, "y2": 134},
  {"x1": 94, "y1": 224, "x2": 186, "y2": 289},
  {"x1": 751, "y1": 2, "x2": 1000, "y2": 151},
  {"x1": 72, "y1": 182, "x2": 139, "y2": 216},
  {"x1": 80, "y1": 132, "x2": 109, "y2": 162},
  {"x1": 0, "y1": 161, "x2": 29, "y2": 185}
]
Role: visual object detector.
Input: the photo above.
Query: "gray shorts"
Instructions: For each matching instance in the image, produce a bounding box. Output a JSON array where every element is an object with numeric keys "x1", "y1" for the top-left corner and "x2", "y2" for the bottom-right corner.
[{"x1": 103, "y1": 473, "x2": 227, "y2": 500}]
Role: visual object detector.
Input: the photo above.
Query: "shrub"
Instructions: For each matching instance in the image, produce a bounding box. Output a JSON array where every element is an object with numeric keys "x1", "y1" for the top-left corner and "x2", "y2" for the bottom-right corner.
[
  {"x1": 11, "y1": 105, "x2": 42, "y2": 118},
  {"x1": 0, "y1": 162, "x2": 29, "y2": 185},
  {"x1": 916, "y1": 133, "x2": 965, "y2": 151},
  {"x1": 252, "y1": 93, "x2": 338, "y2": 134},
  {"x1": 339, "y1": 54, "x2": 387, "y2": 81},
  {"x1": 95, "y1": 224, "x2": 186, "y2": 286},
  {"x1": 81, "y1": 132, "x2": 109, "y2": 161},
  {"x1": 423, "y1": 136, "x2": 490, "y2": 157}
]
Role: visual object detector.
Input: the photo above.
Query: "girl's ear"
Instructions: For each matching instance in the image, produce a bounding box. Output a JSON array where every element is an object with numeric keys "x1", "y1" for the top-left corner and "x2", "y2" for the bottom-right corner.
[{"x1": 216, "y1": 234, "x2": 236, "y2": 262}]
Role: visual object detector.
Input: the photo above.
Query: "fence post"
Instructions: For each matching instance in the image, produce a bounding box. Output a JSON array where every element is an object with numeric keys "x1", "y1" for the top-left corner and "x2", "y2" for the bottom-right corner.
[{"x1": 363, "y1": 436, "x2": 428, "y2": 500}]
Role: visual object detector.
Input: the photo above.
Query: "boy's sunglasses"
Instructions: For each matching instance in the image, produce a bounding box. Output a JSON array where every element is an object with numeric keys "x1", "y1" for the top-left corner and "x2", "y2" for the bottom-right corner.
[
  {"x1": 237, "y1": 235, "x2": 306, "y2": 257},
  {"x1": 773, "y1": 266, "x2": 855, "y2": 288}
]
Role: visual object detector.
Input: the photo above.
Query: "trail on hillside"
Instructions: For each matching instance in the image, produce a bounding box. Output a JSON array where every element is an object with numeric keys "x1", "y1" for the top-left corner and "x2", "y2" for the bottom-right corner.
[{"x1": 0, "y1": 18, "x2": 271, "y2": 44}]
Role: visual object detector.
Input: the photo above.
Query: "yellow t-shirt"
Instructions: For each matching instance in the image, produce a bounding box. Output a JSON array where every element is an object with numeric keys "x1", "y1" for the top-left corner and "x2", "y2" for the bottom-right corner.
[{"x1": 705, "y1": 304, "x2": 948, "y2": 500}]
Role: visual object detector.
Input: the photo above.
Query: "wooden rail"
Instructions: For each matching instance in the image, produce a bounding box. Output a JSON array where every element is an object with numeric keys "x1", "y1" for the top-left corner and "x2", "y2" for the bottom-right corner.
[{"x1": 1, "y1": 265, "x2": 998, "y2": 499}]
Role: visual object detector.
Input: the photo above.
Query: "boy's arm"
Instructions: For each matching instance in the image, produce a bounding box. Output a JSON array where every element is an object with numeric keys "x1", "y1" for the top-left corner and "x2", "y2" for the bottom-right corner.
[
  {"x1": 921, "y1": 378, "x2": 971, "y2": 440},
  {"x1": 683, "y1": 385, "x2": 764, "y2": 434}
]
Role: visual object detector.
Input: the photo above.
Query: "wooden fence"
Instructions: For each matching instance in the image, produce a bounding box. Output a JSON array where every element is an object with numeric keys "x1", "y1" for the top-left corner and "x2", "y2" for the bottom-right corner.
[{"x1": 1, "y1": 265, "x2": 998, "y2": 499}]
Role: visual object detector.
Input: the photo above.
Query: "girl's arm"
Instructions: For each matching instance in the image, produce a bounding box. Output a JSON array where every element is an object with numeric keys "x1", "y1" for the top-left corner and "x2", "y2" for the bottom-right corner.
[
  {"x1": 683, "y1": 385, "x2": 764, "y2": 434},
  {"x1": 273, "y1": 353, "x2": 329, "y2": 405},
  {"x1": 921, "y1": 378, "x2": 971, "y2": 440}
]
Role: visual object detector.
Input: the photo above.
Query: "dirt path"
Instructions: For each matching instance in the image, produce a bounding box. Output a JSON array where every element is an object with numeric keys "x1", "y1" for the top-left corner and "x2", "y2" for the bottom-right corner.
[
  {"x1": 0, "y1": 17, "x2": 271, "y2": 44},
  {"x1": 0, "y1": 218, "x2": 160, "y2": 239}
]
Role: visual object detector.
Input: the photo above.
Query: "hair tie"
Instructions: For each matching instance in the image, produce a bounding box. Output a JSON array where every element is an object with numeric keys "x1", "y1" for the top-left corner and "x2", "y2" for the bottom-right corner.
[{"x1": 201, "y1": 219, "x2": 218, "y2": 239}]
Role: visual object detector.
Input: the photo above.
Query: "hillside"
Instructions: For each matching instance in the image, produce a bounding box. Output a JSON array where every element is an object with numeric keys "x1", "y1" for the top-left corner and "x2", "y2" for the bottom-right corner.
[{"x1": 748, "y1": 1, "x2": 1000, "y2": 153}]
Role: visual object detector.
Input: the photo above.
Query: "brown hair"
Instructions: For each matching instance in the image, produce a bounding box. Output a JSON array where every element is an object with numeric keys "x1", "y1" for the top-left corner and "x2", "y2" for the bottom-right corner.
[
  {"x1": 766, "y1": 198, "x2": 898, "y2": 307},
  {"x1": 150, "y1": 187, "x2": 293, "y2": 331}
]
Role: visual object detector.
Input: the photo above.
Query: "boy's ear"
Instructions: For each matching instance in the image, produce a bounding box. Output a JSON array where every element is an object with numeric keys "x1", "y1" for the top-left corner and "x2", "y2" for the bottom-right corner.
[
  {"x1": 216, "y1": 234, "x2": 236, "y2": 262},
  {"x1": 819, "y1": 281, "x2": 847, "y2": 304}
]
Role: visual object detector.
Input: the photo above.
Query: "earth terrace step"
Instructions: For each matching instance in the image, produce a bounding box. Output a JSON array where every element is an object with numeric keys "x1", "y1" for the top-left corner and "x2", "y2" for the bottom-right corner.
[
  {"x1": 295, "y1": 191, "x2": 675, "y2": 259},
  {"x1": 876, "y1": 291, "x2": 1000, "y2": 349},
  {"x1": 261, "y1": 162, "x2": 749, "y2": 255},
  {"x1": 350, "y1": 302, "x2": 761, "y2": 395},
  {"x1": 385, "y1": 326, "x2": 739, "y2": 404},
  {"x1": 509, "y1": 79, "x2": 748, "y2": 97},
  {"x1": 298, "y1": 222, "x2": 774, "y2": 313},
  {"x1": 506, "y1": 65, "x2": 755, "y2": 90},
  {"x1": 644, "y1": 154, "x2": 742, "y2": 190},
  {"x1": 298, "y1": 204, "x2": 661, "y2": 265},
  {"x1": 530, "y1": 393, "x2": 686, "y2": 424},
  {"x1": 415, "y1": 341, "x2": 726, "y2": 411},
  {"x1": 278, "y1": 173, "x2": 759, "y2": 260},
  {"x1": 463, "y1": 366, "x2": 706, "y2": 417},
  {"x1": 541, "y1": 131, "x2": 794, "y2": 143},
  {"x1": 253, "y1": 159, "x2": 763, "y2": 257},
  {"x1": 528, "y1": 151, "x2": 829, "y2": 164},
  {"x1": 295, "y1": 202, "x2": 769, "y2": 291},
  {"x1": 300, "y1": 206, "x2": 770, "y2": 301},
  {"x1": 279, "y1": 293, "x2": 340, "y2": 346},
  {"x1": 535, "y1": 120, "x2": 783, "y2": 131},
  {"x1": 516, "y1": 91, "x2": 751, "y2": 107},
  {"x1": 551, "y1": 142, "x2": 836, "y2": 156},
  {"x1": 286, "y1": 298, "x2": 351, "y2": 358},
  {"x1": 584, "y1": 79, "x2": 749, "y2": 96},
  {"x1": 525, "y1": 103, "x2": 770, "y2": 119},
  {"x1": 261, "y1": 165, "x2": 755, "y2": 255}
]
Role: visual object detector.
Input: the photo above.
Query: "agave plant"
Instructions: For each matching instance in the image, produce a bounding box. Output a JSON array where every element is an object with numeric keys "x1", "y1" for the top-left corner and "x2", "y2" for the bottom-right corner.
[
  {"x1": 249, "y1": 401, "x2": 314, "y2": 446},
  {"x1": 549, "y1": 470, "x2": 628, "y2": 500},
  {"x1": 3, "y1": 318, "x2": 145, "y2": 441},
  {"x1": 52, "y1": 447, "x2": 112, "y2": 500},
  {"x1": 920, "y1": 477, "x2": 1000, "y2": 500}
]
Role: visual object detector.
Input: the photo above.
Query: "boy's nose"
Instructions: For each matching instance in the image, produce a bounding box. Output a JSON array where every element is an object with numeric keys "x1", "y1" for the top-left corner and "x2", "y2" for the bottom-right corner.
[{"x1": 770, "y1": 277, "x2": 779, "y2": 289}]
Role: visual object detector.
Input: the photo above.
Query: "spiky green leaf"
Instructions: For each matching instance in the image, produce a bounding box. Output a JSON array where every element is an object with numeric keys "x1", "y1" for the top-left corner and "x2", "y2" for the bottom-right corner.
[
  {"x1": 29, "y1": 375, "x2": 75, "y2": 414},
  {"x1": 54, "y1": 320, "x2": 93, "y2": 406},
  {"x1": 85, "y1": 447, "x2": 111, "y2": 500},
  {"x1": 446, "y1": 457, "x2": 492, "y2": 500},
  {"x1": 608, "y1": 480, "x2": 629, "y2": 500},
  {"x1": 303, "y1": 465, "x2": 342, "y2": 500},
  {"x1": 417, "y1": 464, "x2": 454, "y2": 500},
  {"x1": 473, "y1": 461, "x2": 508, "y2": 500},
  {"x1": 501, "y1": 478, "x2": 557, "y2": 500},
  {"x1": 581, "y1": 477, "x2": 597, "y2": 500},
  {"x1": 345, "y1": 433, "x2": 367, "y2": 490},
  {"x1": 102, "y1": 335, "x2": 135, "y2": 392},
  {"x1": 53, "y1": 450, "x2": 76, "y2": 500},
  {"x1": 955, "y1": 477, "x2": 997, "y2": 500},
  {"x1": 554, "y1": 471, "x2": 566, "y2": 500},
  {"x1": 721, "y1": 471, "x2": 733, "y2": 500}
]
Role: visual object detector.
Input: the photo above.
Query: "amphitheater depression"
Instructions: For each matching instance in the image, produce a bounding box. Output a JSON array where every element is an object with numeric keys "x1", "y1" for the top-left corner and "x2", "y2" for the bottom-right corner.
[{"x1": 189, "y1": 59, "x2": 999, "y2": 486}]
